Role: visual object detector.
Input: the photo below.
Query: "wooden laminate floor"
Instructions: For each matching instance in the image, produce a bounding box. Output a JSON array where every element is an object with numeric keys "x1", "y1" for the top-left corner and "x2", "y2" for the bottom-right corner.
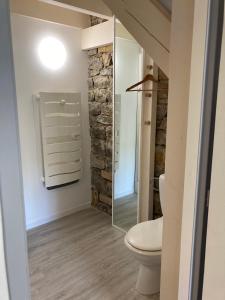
[
  {"x1": 114, "y1": 194, "x2": 138, "y2": 232},
  {"x1": 28, "y1": 208, "x2": 159, "y2": 300}
]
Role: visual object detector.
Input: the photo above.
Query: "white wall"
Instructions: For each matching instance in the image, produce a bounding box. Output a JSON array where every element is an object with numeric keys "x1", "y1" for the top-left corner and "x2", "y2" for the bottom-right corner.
[
  {"x1": 0, "y1": 209, "x2": 9, "y2": 300},
  {"x1": 114, "y1": 37, "x2": 140, "y2": 198},
  {"x1": 11, "y1": 14, "x2": 91, "y2": 229}
]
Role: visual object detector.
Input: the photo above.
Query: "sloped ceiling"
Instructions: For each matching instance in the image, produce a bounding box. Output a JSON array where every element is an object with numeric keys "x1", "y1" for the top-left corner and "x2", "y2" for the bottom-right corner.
[
  {"x1": 102, "y1": 0, "x2": 171, "y2": 76},
  {"x1": 39, "y1": 0, "x2": 172, "y2": 76},
  {"x1": 160, "y1": 0, "x2": 172, "y2": 12},
  {"x1": 50, "y1": 0, "x2": 112, "y2": 18}
]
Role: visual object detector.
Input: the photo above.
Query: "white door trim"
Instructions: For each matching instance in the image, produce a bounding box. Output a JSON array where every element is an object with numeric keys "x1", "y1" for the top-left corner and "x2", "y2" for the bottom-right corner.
[
  {"x1": 178, "y1": 0, "x2": 224, "y2": 298},
  {"x1": 0, "y1": 1, "x2": 30, "y2": 299}
]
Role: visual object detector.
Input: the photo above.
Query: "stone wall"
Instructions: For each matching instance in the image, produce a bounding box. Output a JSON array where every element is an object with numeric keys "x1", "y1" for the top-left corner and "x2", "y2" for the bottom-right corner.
[
  {"x1": 153, "y1": 69, "x2": 168, "y2": 218},
  {"x1": 88, "y1": 45, "x2": 113, "y2": 214},
  {"x1": 90, "y1": 16, "x2": 107, "y2": 26}
]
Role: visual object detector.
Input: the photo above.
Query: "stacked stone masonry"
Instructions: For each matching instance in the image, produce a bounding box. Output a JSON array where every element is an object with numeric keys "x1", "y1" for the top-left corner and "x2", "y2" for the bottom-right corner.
[
  {"x1": 88, "y1": 45, "x2": 113, "y2": 215},
  {"x1": 153, "y1": 69, "x2": 168, "y2": 218},
  {"x1": 90, "y1": 16, "x2": 107, "y2": 26}
]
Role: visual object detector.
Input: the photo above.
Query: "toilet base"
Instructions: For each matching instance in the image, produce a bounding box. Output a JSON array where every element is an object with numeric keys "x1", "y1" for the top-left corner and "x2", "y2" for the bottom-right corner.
[{"x1": 136, "y1": 264, "x2": 161, "y2": 295}]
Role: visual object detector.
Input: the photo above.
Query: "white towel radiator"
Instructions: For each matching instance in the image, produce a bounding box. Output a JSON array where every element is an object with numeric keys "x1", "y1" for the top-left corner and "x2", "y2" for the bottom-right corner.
[{"x1": 35, "y1": 92, "x2": 82, "y2": 189}]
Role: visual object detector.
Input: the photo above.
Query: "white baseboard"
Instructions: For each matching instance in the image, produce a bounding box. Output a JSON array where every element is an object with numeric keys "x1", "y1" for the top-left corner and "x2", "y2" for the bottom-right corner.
[{"x1": 26, "y1": 202, "x2": 91, "y2": 230}]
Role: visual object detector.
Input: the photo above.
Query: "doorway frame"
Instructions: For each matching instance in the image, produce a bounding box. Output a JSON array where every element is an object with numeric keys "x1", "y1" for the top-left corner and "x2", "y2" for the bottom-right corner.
[
  {"x1": 189, "y1": 0, "x2": 224, "y2": 298},
  {"x1": 0, "y1": 0, "x2": 30, "y2": 299},
  {"x1": 1, "y1": 1, "x2": 221, "y2": 300},
  {"x1": 178, "y1": 0, "x2": 224, "y2": 299},
  {"x1": 112, "y1": 19, "x2": 147, "y2": 231}
]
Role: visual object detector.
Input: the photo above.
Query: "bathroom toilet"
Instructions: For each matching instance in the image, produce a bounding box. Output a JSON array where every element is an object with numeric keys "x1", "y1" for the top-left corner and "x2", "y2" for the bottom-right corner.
[{"x1": 124, "y1": 174, "x2": 165, "y2": 295}]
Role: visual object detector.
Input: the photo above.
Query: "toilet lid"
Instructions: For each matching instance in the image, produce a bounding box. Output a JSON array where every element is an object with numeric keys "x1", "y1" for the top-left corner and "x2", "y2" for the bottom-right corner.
[{"x1": 125, "y1": 217, "x2": 163, "y2": 251}]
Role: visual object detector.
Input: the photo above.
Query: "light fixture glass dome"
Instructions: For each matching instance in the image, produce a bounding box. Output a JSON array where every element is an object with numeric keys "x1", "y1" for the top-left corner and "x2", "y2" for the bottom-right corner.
[{"x1": 38, "y1": 37, "x2": 67, "y2": 71}]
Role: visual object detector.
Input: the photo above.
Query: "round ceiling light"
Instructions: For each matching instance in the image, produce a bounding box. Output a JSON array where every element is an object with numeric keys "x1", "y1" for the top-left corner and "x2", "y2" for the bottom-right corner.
[{"x1": 38, "y1": 37, "x2": 67, "y2": 71}]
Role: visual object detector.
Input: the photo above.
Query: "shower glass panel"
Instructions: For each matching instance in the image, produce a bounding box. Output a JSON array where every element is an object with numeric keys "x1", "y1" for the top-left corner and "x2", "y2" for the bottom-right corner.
[{"x1": 113, "y1": 20, "x2": 142, "y2": 232}]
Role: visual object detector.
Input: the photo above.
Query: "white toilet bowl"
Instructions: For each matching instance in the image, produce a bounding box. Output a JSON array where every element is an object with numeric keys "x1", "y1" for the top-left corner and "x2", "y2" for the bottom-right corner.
[
  {"x1": 124, "y1": 174, "x2": 165, "y2": 295},
  {"x1": 124, "y1": 217, "x2": 163, "y2": 295}
]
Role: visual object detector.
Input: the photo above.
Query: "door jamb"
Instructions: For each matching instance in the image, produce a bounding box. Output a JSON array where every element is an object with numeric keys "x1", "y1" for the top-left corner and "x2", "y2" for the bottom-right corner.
[
  {"x1": 0, "y1": 1, "x2": 30, "y2": 299},
  {"x1": 189, "y1": 0, "x2": 224, "y2": 298}
]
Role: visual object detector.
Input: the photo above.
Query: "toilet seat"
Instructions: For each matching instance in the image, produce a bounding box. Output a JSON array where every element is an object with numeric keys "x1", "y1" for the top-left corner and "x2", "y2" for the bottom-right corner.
[{"x1": 125, "y1": 217, "x2": 163, "y2": 252}]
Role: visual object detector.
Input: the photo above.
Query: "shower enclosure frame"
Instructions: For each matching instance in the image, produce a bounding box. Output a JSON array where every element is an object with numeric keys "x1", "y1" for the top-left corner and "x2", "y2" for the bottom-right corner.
[{"x1": 112, "y1": 17, "x2": 157, "y2": 231}]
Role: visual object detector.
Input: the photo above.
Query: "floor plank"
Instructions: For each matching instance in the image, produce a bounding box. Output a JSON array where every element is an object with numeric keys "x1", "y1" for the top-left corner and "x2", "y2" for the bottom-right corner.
[
  {"x1": 28, "y1": 208, "x2": 159, "y2": 300},
  {"x1": 114, "y1": 194, "x2": 138, "y2": 231}
]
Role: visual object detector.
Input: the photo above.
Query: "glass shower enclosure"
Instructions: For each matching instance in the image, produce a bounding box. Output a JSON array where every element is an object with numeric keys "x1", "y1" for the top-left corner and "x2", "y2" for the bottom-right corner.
[{"x1": 113, "y1": 19, "x2": 143, "y2": 232}]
